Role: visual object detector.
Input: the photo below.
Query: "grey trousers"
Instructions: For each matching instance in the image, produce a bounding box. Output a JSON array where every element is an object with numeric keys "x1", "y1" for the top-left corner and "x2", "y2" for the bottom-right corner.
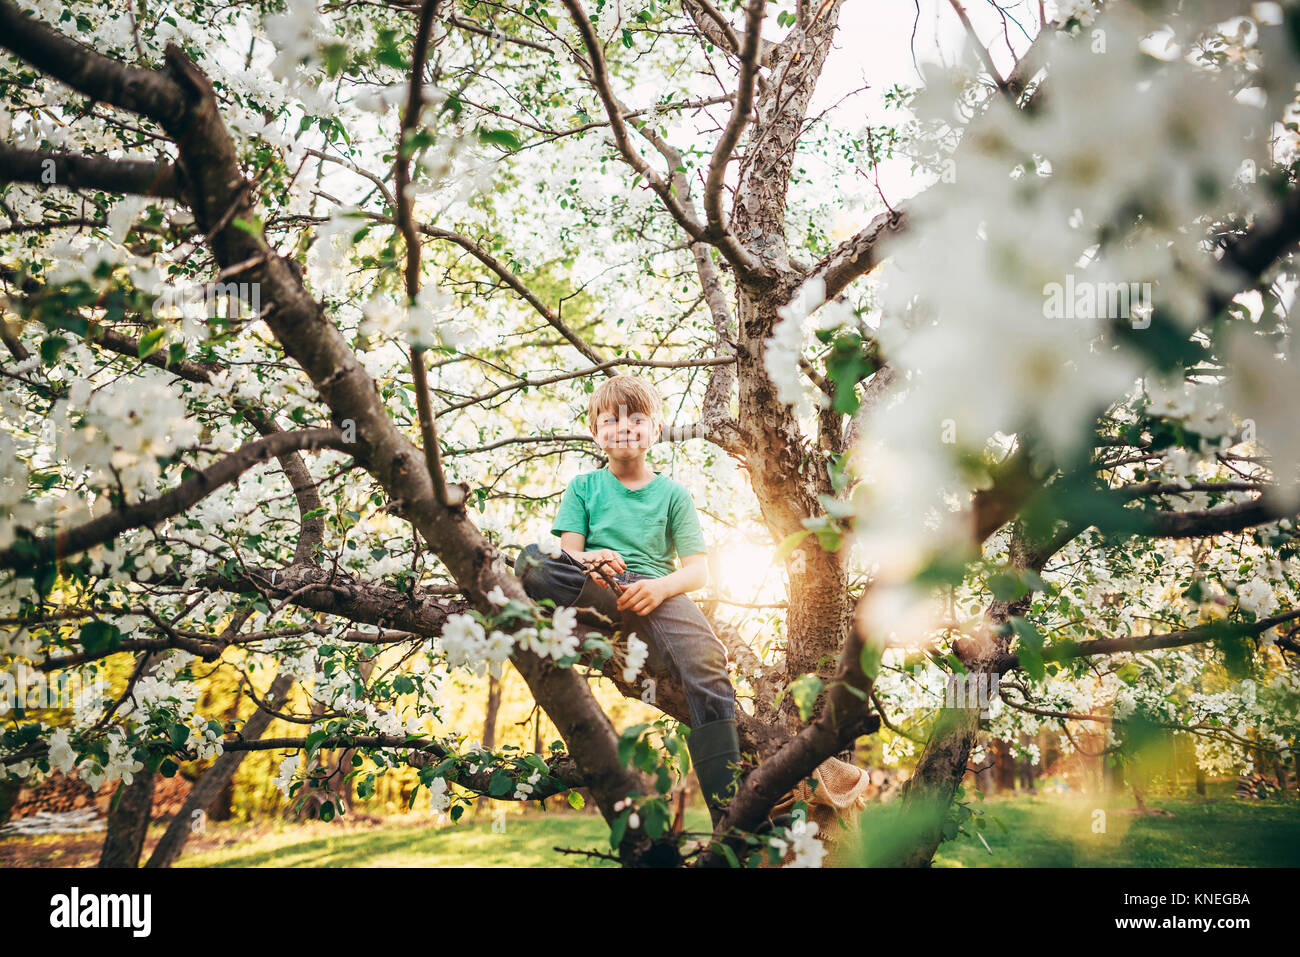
[{"x1": 514, "y1": 543, "x2": 736, "y2": 726}]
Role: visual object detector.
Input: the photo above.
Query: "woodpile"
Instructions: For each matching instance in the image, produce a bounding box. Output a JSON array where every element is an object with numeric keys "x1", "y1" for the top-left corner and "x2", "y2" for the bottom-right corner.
[{"x1": 9, "y1": 770, "x2": 197, "y2": 823}]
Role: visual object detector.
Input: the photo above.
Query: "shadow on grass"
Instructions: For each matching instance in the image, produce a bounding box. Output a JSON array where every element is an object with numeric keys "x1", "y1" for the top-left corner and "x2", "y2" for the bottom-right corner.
[
  {"x1": 846, "y1": 791, "x2": 1300, "y2": 868},
  {"x1": 178, "y1": 808, "x2": 716, "y2": 868}
]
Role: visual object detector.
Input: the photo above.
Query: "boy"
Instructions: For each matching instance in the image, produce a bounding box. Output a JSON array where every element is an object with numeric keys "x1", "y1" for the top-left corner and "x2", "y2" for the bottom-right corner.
[{"x1": 514, "y1": 374, "x2": 741, "y2": 827}]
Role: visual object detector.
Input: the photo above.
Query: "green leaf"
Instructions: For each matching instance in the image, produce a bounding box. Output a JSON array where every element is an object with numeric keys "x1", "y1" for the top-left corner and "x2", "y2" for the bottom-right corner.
[
  {"x1": 777, "y1": 529, "x2": 812, "y2": 562},
  {"x1": 374, "y1": 28, "x2": 408, "y2": 70},
  {"x1": 322, "y1": 41, "x2": 349, "y2": 77},
  {"x1": 859, "y1": 639, "x2": 883, "y2": 681},
  {"x1": 40, "y1": 336, "x2": 68, "y2": 366},
  {"x1": 609, "y1": 808, "x2": 631, "y2": 849},
  {"x1": 478, "y1": 128, "x2": 522, "y2": 152},
  {"x1": 137, "y1": 327, "x2": 166, "y2": 359},
  {"x1": 644, "y1": 803, "x2": 666, "y2": 839},
  {"x1": 789, "y1": 674, "x2": 825, "y2": 722},
  {"x1": 159, "y1": 759, "x2": 179, "y2": 778},
  {"x1": 79, "y1": 621, "x2": 121, "y2": 655},
  {"x1": 664, "y1": 733, "x2": 691, "y2": 775},
  {"x1": 988, "y1": 571, "x2": 1028, "y2": 602},
  {"x1": 304, "y1": 728, "x2": 329, "y2": 761},
  {"x1": 488, "y1": 770, "x2": 513, "y2": 797},
  {"x1": 319, "y1": 800, "x2": 335, "y2": 822},
  {"x1": 617, "y1": 722, "x2": 650, "y2": 768},
  {"x1": 567, "y1": 791, "x2": 585, "y2": 810},
  {"x1": 1010, "y1": 617, "x2": 1045, "y2": 682}
]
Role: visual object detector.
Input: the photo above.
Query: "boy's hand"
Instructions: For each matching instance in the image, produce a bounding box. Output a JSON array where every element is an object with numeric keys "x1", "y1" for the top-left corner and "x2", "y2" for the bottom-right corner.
[
  {"x1": 582, "y1": 548, "x2": 626, "y2": 584},
  {"x1": 617, "y1": 578, "x2": 671, "y2": 616}
]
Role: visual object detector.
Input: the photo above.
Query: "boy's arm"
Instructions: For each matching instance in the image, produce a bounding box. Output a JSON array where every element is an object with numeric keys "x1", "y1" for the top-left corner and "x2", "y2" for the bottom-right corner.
[
  {"x1": 559, "y1": 531, "x2": 628, "y2": 579},
  {"x1": 558, "y1": 531, "x2": 587, "y2": 560},
  {"x1": 657, "y1": 553, "x2": 709, "y2": 598},
  {"x1": 552, "y1": 482, "x2": 593, "y2": 562},
  {"x1": 664, "y1": 485, "x2": 709, "y2": 597},
  {"x1": 617, "y1": 552, "x2": 707, "y2": 615}
]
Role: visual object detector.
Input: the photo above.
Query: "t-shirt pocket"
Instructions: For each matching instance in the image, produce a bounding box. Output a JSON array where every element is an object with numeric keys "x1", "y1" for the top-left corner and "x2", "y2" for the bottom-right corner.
[{"x1": 645, "y1": 516, "x2": 670, "y2": 557}]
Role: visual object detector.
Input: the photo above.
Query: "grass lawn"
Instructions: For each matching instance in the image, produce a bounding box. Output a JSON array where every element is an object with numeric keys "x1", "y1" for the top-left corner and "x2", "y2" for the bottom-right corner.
[
  {"x1": 173, "y1": 806, "x2": 719, "y2": 868},
  {"x1": 849, "y1": 785, "x2": 1300, "y2": 868},
  {"x1": 3, "y1": 786, "x2": 1296, "y2": 867}
]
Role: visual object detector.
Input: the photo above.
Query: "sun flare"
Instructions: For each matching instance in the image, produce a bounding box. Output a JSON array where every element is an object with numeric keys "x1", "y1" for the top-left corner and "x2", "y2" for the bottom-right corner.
[{"x1": 711, "y1": 542, "x2": 786, "y2": 607}]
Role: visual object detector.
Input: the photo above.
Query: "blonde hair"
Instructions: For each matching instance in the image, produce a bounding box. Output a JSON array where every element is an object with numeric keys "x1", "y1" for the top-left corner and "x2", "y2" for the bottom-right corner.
[{"x1": 587, "y1": 374, "x2": 663, "y2": 435}]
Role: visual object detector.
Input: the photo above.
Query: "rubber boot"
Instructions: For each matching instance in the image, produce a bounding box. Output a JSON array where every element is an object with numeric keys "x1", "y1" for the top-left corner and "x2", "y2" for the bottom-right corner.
[{"x1": 687, "y1": 718, "x2": 740, "y2": 830}]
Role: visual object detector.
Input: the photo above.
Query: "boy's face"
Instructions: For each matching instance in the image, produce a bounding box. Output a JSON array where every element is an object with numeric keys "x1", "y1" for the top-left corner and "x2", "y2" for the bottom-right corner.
[{"x1": 592, "y1": 403, "x2": 660, "y2": 458}]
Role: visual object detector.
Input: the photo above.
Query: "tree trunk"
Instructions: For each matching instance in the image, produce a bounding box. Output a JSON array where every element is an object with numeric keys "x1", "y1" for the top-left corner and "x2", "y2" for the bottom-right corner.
[
  {"x1": 1132, "y1": 780, "x2": 1147, "y2": 813},
  {"x1": 1018, "y1": 750, "x2": 1036, "y2": 792},
  {"x1": 995, "y1": 739, "x2": 1016, "y2": 792},
  {"x1": 475, "y1": 674, "x2": 503, "y2": 816},
  {"x1": 890, "y1": 533, "x2": 1042, "y2": 866},
  {"x1": 483, "y1": 673, "x2": 502, "y2": 751},
  {"x1": 0, "y1": 777, "x2": 20, "y2": 826},
  {"x1": 98, "y1": 651, "x2": 165, "y2": 867},
  {"x1": 97, "y1": 769, "x2": 156, "y2": 868},
  {"x1": 893, "y1": 705, "x2": 981, "y2": 867},
  {"x1": 296, "y1": 658, "x2": 372, "y2": 819},
  {"x1": 209, "y1": 684, "x2": 246, "y2": 823},
  {"x1": 145, "y1": 671, "x2": 293, "y2": 868}
]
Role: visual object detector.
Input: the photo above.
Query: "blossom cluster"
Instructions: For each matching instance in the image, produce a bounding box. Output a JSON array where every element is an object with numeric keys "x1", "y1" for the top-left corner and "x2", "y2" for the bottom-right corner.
[{"x1": 768, "y1": 811, "x2": 827, "y2": 868}]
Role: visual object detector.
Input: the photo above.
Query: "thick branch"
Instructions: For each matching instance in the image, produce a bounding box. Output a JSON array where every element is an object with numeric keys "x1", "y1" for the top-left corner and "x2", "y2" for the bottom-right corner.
[
  {"x1": 559, "y1": 0, "x2": 770, "y2": 281},
  {"x1": 702, "y1": 0, "x2": 765, "y2": 251},
  {"x1": 0, "y1": 144, "x2": 180, "y2": 199},
  {"x1": 998, "y1": 607, "x2": 1300, "y2": 672},
  {"x1": 1132, "y1": 495, "x2": 1295, "y2": 539},
  {"x1": 0, "y1": 2, "x2": 186, "y2": 124},
  {"x1": 0, "y1": 428, "x2": 345, "y2": 570}
]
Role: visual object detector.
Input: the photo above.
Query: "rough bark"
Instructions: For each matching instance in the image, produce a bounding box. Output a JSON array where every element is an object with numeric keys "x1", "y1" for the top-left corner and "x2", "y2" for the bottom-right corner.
[
  {"x1": 146, "y1": 671, "x2": 294, "y2": 867},
  {"x1": 97, "y1": 768, "x2": 156, "y2": 868},
  {"x1": 483, "y1": 674, "x2": 502, "y2": 751},
  {"x1": 893, "y1": 523, "x2": 1055, "y2": 867}
]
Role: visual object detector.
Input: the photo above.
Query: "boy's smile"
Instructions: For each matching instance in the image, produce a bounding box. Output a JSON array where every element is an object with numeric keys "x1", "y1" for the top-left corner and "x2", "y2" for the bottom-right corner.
[{"x1": 594, "y1": 407, "x2": 660, "y2": 458}]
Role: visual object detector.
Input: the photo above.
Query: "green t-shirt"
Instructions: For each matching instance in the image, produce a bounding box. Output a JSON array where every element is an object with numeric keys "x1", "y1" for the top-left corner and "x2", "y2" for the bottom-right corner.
[{"x1": 550, "y1": 466, "x2": 708, "y2": 578}]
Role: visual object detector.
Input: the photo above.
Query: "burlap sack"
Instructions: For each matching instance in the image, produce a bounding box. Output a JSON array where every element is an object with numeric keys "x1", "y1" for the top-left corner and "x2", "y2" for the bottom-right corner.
[{"x1": 764, "y1": 757, "x2": 871, "y2": 867}]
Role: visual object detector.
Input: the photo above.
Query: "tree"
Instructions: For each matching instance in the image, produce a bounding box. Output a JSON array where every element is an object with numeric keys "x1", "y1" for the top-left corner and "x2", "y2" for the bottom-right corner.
[{"x1": 1, "y1": 0, "x2": 1298, "y2": 868}]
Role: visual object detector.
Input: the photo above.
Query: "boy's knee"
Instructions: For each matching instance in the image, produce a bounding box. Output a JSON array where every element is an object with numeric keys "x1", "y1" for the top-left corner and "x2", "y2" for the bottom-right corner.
[
  {"x1": 515, "y1": 544, "x2": 554, "y2": 599},
  {"x1": 685, "y1": 638, "x2": 730, "y2": 684},
  {"x1": 515, "y1": 543, "x2": 542, "y2": 580}
]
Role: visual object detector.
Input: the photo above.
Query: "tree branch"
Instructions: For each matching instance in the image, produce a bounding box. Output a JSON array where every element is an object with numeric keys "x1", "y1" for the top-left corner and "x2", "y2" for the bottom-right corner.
[
  {"x1": 0, "y1": 144, "x2": 180, "y2": 199},
  {"x1": 0, "y1": 428, "x2": 345, "y2": 570}
]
